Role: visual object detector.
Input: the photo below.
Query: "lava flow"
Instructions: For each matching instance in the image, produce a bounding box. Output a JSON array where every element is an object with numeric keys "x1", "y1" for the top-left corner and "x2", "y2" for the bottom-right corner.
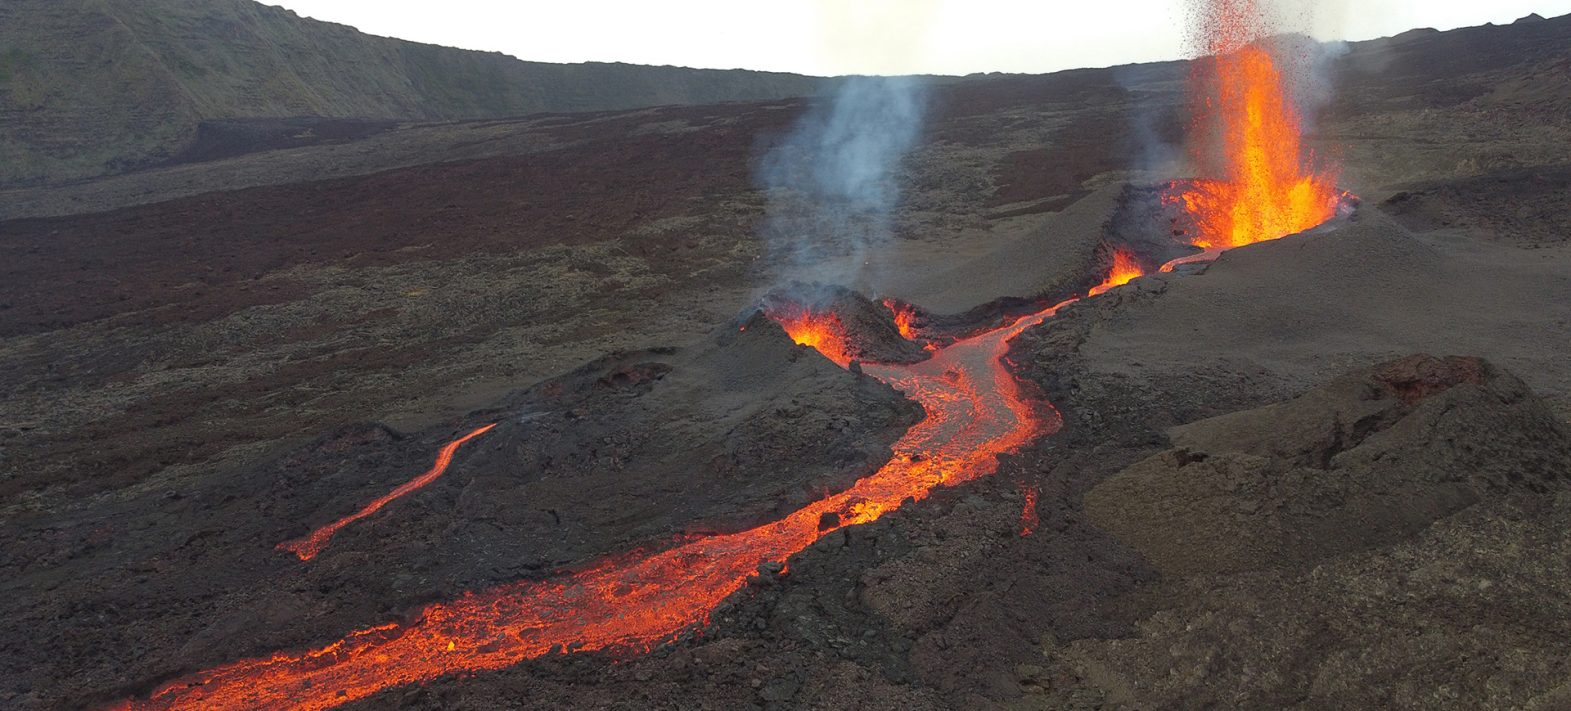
[
  {"x1": 763, "y1": 302, "x2": 855, "y2": 366},
  {"x1": 1018, "y1": 485, "x2": 1040, "y2": 537},
  {"x1": 116, "y1": 279, "x2": 1102, "y2": 710},
  {"x1": 277, "y1": 423, "x2": 497, "y2": 561},
  {"x1": 1164, "y1": 0, "x2": 1342, "y2": 252}
]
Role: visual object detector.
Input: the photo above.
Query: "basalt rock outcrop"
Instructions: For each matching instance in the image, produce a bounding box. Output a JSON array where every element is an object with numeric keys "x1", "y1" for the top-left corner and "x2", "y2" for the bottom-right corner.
[{"x1": 1086, "y1": 355, "x2": 1571, "y2": 576}]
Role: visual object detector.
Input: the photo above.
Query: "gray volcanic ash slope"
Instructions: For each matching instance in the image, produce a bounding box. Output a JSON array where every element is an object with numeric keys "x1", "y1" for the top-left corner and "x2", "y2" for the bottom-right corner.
[
  {"x1": 0, "y1": 0, "x2": 827, "y2": 186},
  {"x1": 1089, "y1": 355, "x2": 1571, "y2": 577}
]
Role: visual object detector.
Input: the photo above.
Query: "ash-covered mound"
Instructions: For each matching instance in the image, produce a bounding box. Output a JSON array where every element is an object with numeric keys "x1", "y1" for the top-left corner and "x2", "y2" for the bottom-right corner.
[
  {"x1": 758, "y1": 282, "x2": 931, "y2": 365},
  {"x1": 884, "y1": 184, "x2": 1122, "y2": 317},
  {"x1": 1382, "y1": 164, "x2": 1571, "y2": 246},
  {"x1": 0, "y1": 314, "x2": 919, "y2": 709},
  {"x1": 458, "y1": 312, "x2": 923, "y2": 553},
  {"x1": 1086, "y1": 355, "x2": 1571, "y2": 576}
]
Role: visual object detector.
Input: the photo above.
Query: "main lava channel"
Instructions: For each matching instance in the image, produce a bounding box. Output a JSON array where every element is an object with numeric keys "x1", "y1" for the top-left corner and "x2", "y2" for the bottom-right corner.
[{"x1": 121, "y1": 296, "x2": 1076, "y2": 710}]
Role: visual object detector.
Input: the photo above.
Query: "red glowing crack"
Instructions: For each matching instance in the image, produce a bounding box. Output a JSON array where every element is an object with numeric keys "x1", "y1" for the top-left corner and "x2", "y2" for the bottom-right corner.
[{"x1": 277, "y1": 423, "x2": 498, "y2": 561}]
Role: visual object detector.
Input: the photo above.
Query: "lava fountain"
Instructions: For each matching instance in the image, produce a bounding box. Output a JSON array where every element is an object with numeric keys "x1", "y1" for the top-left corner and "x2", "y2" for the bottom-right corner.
[
  {"x1": 1164, "y1": 0, "x2": 1343, "y2": 255},
  {"x1": 1087, "y1": 249, "x2": 1145, "y2": 297},
  {"x1": 114, "y1": 269, "x2": 1137, "y2": 709}
]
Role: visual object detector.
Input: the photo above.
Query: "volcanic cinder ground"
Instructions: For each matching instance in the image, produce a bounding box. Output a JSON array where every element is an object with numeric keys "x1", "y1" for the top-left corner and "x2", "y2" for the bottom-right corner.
[{"x1": 3, "y1": 12, "x2": 1571, "y2": 711}]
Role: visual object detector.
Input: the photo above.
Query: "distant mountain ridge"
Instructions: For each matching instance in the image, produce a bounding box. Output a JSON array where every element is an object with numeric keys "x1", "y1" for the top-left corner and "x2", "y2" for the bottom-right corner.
[{"x1": 0, "y1": 0, "x2": 827, "y2": 186}]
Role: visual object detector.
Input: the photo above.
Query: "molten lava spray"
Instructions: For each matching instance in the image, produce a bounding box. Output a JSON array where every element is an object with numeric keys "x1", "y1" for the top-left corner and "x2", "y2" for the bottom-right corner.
[
  {"x1": 1087, "y1": 249, "x2": 1145, "y2": 296},
  {"x1": 883, "y1": 298, "x2": 920, "y2": 340},
  {"x1": 1166, "y1": 0, "x2": 1340, "y2": 250},
  {"x1": 277, "y1": 424, "x2": 497, "y2": 561},
  {"x1": 764, "y1": 303, "x2": 855, "y2": 366}
]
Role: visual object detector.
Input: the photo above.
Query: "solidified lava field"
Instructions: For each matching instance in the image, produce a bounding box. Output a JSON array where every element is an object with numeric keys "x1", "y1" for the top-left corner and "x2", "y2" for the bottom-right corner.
[{"x1": 4, "y1": 7, "x2": 1571, "y2": 711}]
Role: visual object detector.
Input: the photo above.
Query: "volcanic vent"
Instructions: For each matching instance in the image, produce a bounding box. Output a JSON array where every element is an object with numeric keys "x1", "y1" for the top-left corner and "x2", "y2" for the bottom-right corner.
[
  {"x1": 758, "y1": 283, "x2": 932, "y2": 367},
  {"x1": 1147, "y1": 0, "x2": 1357, "y2": 266},
  {"x1": 78, "y1": 13, "x2": 1358, "y2": 698}
]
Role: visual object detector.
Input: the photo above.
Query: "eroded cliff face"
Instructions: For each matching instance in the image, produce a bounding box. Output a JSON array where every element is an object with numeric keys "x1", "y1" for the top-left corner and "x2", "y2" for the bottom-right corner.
[{"x1": 0, "y1": 0, "x2": 826, "y2": 187}]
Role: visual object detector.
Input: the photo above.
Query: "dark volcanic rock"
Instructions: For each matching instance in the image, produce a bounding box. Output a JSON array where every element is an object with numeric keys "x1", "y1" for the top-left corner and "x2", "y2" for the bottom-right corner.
[
  {"x1": 1085, "y1": 355, "x2": 1571, "y2": 576},
  {"x1": 456, "y1": 312, "x2": 922, "y2": 553},
  {"x1": 1102, "y1": 182, "x2": 1209, "y2": 266},
  {"x1": 1382, "y1": 164, "x2": 1571, "y2": 246},
  {"x1": 0, "y1": 317, "x2": 919, "y2": 709},
  {"x1": 0, "y1": 0, "x2": 826, "y2": 186},
  {"x1": 1035, "y1": 357, "x2": 1571, "y2": 710}
]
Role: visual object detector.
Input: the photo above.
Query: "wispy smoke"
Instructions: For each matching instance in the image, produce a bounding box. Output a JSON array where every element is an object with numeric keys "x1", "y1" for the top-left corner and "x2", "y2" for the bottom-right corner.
[
  {"x1": 1282, "y1": 37, "x2": 1349, "y2": 132},
  {"x1": 756, "y1": 75, "x2": 929, "y2": 288},
  {"x1": 1113, "y1": 63, "x2": 1186, "y2": 177}
]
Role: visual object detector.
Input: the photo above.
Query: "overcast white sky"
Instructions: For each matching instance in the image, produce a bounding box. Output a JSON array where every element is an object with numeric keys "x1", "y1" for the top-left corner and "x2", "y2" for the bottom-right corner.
[{"x1": 266, "y1": 0, "x2": 1571, "y2": 76}]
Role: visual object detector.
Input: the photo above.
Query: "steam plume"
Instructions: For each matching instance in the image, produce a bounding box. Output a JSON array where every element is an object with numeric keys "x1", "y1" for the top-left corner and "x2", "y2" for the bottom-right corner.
[{"x1": 756, "y1": 75, "x2": 928, "y2": 288}]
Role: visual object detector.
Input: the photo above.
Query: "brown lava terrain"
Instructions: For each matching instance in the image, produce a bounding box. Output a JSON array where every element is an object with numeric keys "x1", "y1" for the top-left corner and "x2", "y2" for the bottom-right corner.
[{"x1": 4, "y1": 10, "x2": 1571, "y2": 711}]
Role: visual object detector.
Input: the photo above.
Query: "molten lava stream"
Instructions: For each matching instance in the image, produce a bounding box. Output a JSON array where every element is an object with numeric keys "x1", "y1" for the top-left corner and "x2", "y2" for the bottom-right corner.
[
  {"x1": 119, "y1": 296, "x2": 1075, "y2": 711},
  {"x1": 1018, "y1": 485, "x2": 1040, "y2": 537},
  {"x1": 277, "y1": 423, "x2": 498, "y2": 561}
]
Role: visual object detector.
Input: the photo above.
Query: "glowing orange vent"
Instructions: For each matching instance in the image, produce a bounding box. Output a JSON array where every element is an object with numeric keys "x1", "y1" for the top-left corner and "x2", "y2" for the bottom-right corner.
[
  {"x1": 883, "y1": 299, "x2": 920, "y2": 341},
  {"x1": 1165, "y1": 0, "x2": 1341, "y2": 250},
  {"x1": 765, "y1": 305, "x2": 855, "y2": 366},
  {"x1": 1088, "y1": 249, "x2": 1145, "y2": 296}
]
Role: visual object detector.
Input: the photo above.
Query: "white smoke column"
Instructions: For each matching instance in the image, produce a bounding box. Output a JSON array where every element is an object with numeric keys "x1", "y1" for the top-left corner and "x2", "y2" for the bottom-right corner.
[
  {"x1": 757, "y1": 75, "x2": 928, "y2": 287},
  {"x1": 755, "y1": 0, "x2": 934, "y2": 290},
  {"x1": 1113, "y1": 62, "x2": 1187, "y2": 178},
  {"x1": 1287, "y1": 37, "x2": 1348, "y2": 131}
]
